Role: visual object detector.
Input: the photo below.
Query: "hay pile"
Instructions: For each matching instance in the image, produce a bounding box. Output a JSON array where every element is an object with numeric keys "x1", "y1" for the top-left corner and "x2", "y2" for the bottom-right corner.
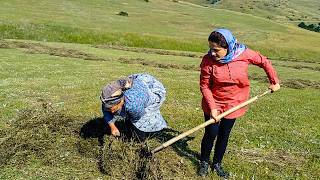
[
  {"x1": 101, "y1": 137, "x2": 162, "y2": 179},
  {"x1": 0, "y1": 103, "x2": 84, "y2": 167},
  {"x1": 100, "y1": 135, "x2": 195, "y2": 179}
]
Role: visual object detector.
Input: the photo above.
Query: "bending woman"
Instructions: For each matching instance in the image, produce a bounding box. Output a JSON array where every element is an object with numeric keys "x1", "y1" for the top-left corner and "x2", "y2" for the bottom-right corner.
[{"x1": 100, "y1": 73, "x2": 167, "y2": 141}]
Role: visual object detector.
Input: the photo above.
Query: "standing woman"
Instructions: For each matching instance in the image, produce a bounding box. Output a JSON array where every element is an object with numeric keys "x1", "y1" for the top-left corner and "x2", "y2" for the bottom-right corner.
[{"x1": 199, "y1": 29, "x2": 280, "y2": 178}]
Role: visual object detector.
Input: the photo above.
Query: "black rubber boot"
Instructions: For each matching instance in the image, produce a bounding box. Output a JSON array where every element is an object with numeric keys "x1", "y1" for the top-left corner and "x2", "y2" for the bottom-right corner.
[
  {"x1": 212, "y1": 163, "x2": 230, "y2": 179},
  {"x1": 198, "y1": 161, "x2": 209, "y2": 177}
]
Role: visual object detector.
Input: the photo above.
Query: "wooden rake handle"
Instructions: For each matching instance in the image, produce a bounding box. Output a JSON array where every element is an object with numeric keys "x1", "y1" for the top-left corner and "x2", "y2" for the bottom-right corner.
[{"x1": 151, "y1": 90, "x2": 271, "y2": 154}]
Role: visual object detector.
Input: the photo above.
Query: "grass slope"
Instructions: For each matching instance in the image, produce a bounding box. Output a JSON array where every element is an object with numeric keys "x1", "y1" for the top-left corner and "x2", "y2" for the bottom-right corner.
[
  {"x1": 0, "y1": 0, "x2": 320, "y2": 61},
  {"x1": 1, "y1": 0, "x2": 319, "y2": 179},
  {"x1": 0, "y1": 40, "x2": 319, "y2": 179}
]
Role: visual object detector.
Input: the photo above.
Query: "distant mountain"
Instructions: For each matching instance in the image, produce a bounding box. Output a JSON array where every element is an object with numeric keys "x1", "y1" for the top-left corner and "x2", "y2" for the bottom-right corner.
[{"x1": 183, "y1": 0, "x2": 320, "y2": 24}]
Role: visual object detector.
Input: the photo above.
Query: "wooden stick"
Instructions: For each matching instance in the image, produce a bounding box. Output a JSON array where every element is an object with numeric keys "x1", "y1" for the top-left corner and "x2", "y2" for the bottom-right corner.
[{"x1": 151, "y1": 90, "x2": 271, "y2": 154}]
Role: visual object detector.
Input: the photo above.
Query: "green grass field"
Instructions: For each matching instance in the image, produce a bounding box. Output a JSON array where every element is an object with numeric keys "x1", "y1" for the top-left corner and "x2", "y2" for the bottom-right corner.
[
  {"x1": 1, "y1": 0, "x2": 320, "y2": 179},
  {"x1": 1, "y1": 40, "x2": 319, "y2": 179}
]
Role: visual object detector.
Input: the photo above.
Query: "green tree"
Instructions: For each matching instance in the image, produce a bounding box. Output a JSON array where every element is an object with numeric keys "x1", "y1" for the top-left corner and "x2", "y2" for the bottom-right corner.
[
  {"x1": 298, "y1": 22, "x2": 306, "y2": 28},
  {"x1": 307, "y1": 24, "x2": 315, "y2": 31}
]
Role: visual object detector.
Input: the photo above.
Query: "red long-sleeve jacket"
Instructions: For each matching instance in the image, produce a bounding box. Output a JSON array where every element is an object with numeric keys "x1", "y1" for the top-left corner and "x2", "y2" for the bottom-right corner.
[{"x1": 200, "y1": 48, "x2": 279, "y2": 119}]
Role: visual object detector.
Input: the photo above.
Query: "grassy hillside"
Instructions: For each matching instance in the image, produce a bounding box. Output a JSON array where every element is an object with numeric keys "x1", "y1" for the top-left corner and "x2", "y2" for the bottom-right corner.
[
  {"x1": 0, "y1": 40, "x2": 319, "y2": 179},
  {"x1": 0, "y1": 0, "x2": 320, "y2": 61},
  {"x1": 184, "y1": 0, "x2": 320, "y2": 23},
  {"x1": 1, "y1": 0, "x2": 320, "y2": 179}
]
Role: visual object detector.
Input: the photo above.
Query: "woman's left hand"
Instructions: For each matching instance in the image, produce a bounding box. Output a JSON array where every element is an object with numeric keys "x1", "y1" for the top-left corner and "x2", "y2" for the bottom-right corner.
[{"x1": 269, "y1": 83, "x2": 280, "y2": 92}]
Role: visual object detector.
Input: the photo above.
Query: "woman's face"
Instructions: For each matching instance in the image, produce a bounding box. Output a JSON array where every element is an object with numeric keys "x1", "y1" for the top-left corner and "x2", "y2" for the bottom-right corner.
[
  {"x1": 109, "y1": 99, "x2": 124, "y2": 113},
  {"x1": 208, "y1": 41, "x2": 228, "y2": 61}
]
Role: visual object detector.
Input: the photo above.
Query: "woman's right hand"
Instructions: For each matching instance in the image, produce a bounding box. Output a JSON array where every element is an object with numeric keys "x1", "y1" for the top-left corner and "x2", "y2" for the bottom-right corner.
[
  {"x1": 109, "y1": 122, "x2": 120, "y2": 137},
  {"x1": 269, "y1": 83, "x2": 280, "y2": 93},
  {"x1": 210, "y1": 109, "x2": 219, "y2": 122},
  {"x1": 111, "y1": 128, "x2": 120, "y2": 137}
]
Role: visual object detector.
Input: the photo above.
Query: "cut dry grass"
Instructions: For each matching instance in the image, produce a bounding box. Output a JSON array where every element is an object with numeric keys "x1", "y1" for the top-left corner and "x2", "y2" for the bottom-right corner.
[
  {"x1": 5, "y1": 40, "x2": 320, "y2": 80},
  {"x1": 94, "y1": 44, "x2": 201, "y2": 58},
  {"x1": 282, "y1": 79, "x2": 320, "y2": 89},
  {"x1": 249, "y1": 73, "x2": 320, "y2": 89},
  {"x1": 0, "y1": 40, "x2": 104, "y2": 61},
  {"x1": 232, "y1": 148, "x2": 306, "y2": 167},
  {"x1": 101, "y1": 137, "x2": 163, "y2": 179},
  {"x1": 0, "y1": 102, "x2": 81, "y2": 168},
  {"x1": 100, "y1": 130, "x2": 198, "y2": 179},
  {"x1": 0, "y1": 40, "x2": 199, "y2": 71}
]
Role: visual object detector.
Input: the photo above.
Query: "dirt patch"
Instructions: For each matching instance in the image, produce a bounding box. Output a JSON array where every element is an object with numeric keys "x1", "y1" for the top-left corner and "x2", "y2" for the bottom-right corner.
[{"x1": 94, "y1": 44, "x2": 202, "y2": 58}]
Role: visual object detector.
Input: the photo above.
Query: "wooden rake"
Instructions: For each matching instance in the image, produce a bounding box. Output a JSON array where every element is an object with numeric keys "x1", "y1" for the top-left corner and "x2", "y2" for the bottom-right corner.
[{"x1": 150, "y1": 90, "x2": 272, "y2": 155}]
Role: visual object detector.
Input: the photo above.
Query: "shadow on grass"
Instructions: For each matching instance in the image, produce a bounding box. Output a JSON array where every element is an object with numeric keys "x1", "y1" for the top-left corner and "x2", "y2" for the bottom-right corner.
[
  {"x1": 79, "y1": 117, "x2": 108, "y2": 145},
  {"x1": 79, "y1": 117, "x2": 130, "y2": 145},
  {"x1": 79, "y1": 117, "x2": 131, "y2": 174},
  {"x1": 152, "y1": 128, "x2": 200, "y2": 167}
]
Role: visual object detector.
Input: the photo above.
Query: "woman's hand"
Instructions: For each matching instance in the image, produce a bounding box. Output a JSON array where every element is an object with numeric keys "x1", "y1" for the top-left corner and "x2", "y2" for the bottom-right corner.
[
  {"x1": 111, "y1": 127, "x2": 120, "y2": 137},
  {"x1": 210, "y1": 109, "x2": 219, "y2": 122},
  {"x1": 109, "y1": 122, "x2": 120, "y2": 137},
  {"x1": 269, "y1": 83, "x2": 280, "y2": 93}
]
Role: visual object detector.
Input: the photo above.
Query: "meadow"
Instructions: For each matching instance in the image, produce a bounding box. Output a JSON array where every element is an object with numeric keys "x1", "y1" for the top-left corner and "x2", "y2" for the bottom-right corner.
[
  {"x1": 0, "y1": 0, "x2": 319, "y2": 179},
  {"x1": 1, "y1": 0, "x2": 320, "y2": 61}
]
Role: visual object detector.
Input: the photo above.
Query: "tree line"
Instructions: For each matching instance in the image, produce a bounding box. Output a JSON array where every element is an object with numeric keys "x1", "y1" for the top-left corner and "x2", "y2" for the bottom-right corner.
[
  {"x1": 207, "y1": 0, "x2": 221, "y2": 4},
  {"x1": 298, "y1": 22, "x2": 320, "y2": 33}
]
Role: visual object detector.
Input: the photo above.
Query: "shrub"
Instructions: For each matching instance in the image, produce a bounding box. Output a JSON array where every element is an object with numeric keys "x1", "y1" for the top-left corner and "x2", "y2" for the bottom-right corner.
[
  {"x1": 297, "y1": 22, "x2": 320, "y2": 33},
  {"x1": 117, "y1": 11, "x2": 129, "y2": 17},
  {"x1": 211, "y1": 0, "x2": 220, "y2": 4},
  {"x1": 307, "y1": 24, "x2": 315, "y2": 30},
  {"x1": 298, "y1": 22, "x2": 306, "y2": 28}
]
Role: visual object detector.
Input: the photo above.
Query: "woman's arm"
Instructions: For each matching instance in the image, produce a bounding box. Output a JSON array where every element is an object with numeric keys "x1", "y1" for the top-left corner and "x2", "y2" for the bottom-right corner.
[
  {"x1": 102, "y1": 105, "x2": 121, "y2": 137},
  {"x1": 200, "y1": 57, "x2": 218, "y2": 118},
  {"x1": 248, "y1": 49, "x2": 280, "y2": 91}
]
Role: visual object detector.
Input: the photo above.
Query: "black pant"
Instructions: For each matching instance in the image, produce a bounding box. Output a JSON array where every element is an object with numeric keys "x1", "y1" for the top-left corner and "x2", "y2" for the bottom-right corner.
[{"x1": 200, "y1": 114, "x2": 235, "y2": 164}]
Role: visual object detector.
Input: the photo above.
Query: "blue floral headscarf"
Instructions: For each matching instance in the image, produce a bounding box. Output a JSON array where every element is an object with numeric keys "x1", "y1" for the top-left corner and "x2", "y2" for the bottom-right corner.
[{"x1": 208, "y1": 28, "x2": 246, "y2": 64}]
